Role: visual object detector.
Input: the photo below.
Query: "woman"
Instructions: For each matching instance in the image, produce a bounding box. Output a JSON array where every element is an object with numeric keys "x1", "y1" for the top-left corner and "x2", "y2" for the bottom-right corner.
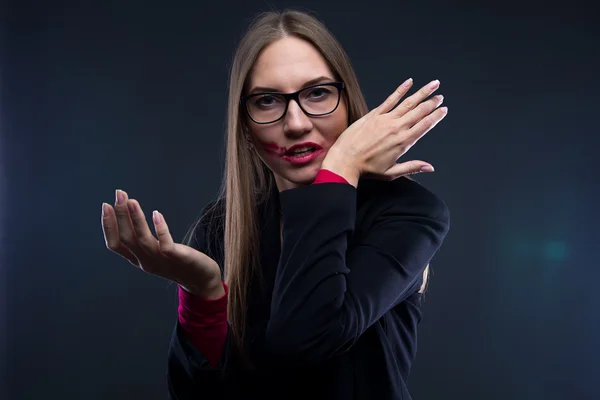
[{"x1": 101, "y1": 10, "x2": 449, "y2": 400}]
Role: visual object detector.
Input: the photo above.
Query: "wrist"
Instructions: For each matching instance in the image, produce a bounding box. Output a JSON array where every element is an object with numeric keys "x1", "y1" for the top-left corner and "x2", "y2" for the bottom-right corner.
[
  {"x1": 181, "y1": 276, "x2": 225, "y2": 299},
  {"x1": 321, "y1": 150, "x2": 360, "y2": 187}
]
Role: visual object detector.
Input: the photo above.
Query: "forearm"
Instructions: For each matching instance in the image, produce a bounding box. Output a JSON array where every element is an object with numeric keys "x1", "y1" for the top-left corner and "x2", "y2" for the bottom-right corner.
[
  {"x1": 168, "y1": 320, "x2": 226, "y2": 399},
  {"x1": 266, "y1": 183, "x2": 358, "y2": 362},
  {"x1": 177, "y1": 282, "x2": 229, "y2": 368},
  {"x1": 265, "y1": 180, "x2": 449, "y2": 363}
]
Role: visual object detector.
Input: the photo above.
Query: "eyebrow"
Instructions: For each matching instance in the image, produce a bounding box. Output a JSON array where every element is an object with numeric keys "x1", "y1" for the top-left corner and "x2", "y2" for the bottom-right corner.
[{"x1": 248, "y1": 76, "x2": 336, "y2": 94}]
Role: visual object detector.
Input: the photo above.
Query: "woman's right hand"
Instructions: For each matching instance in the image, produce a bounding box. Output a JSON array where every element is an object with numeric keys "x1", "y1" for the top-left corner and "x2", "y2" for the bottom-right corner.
[{"x1": 101, "y1": 189, "x2": 224, "y2": 299}]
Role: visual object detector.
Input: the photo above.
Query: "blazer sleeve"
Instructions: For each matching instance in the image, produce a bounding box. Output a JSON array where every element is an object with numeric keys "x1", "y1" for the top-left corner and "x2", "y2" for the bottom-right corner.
[
  {"x1": 167, "y1": 202, "x2": 227, "y2": 400},
  {"x1": 264, "y1": 179, "x2": 450, "y2": 365}
]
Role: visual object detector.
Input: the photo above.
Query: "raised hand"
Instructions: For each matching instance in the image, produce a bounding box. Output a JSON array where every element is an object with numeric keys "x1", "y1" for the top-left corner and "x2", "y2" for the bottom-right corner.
[
  {"x1": 322, "y1": 78, "x2": 447, "y2": 185},
  {"x1": 101, "y1": 189, "x2": 224, "y2": 298}
]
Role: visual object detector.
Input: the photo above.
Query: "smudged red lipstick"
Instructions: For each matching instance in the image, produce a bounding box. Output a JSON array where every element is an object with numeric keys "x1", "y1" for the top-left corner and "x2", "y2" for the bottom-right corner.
[{"x1": 259, "y1": 141, "x2": 325, "y2": 165}]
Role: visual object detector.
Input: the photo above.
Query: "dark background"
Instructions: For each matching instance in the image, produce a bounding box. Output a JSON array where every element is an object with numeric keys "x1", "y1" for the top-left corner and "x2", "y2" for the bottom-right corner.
[{"x1": 3, "y1": 0, "x2": 599, "y2": 399}]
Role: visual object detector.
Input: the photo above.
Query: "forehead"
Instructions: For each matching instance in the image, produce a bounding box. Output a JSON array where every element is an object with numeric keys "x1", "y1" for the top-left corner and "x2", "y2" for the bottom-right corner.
[{"x1": 247, "y1": 36, "x2": 335, "y2": 92}]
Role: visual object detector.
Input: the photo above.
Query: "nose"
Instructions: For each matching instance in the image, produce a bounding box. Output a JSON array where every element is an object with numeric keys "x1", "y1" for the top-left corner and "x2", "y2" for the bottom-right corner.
[{"x1": 283, "y1": 100, "x2": 312, "y2": 138}]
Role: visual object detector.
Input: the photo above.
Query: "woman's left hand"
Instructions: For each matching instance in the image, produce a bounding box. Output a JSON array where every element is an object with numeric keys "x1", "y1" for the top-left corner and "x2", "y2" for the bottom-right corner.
[{"x1": 321, "y1": 78, "x2": 448, "y2": 186}]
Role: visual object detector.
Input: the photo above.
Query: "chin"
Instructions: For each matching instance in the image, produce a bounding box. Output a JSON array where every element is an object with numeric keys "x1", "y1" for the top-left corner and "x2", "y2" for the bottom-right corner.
[
  {"x1": 288, "y1": 169, "x2": 320, "y2": 184},
  {"x1": 275, "y1": 164, "x2": 322, "y2": 188}
]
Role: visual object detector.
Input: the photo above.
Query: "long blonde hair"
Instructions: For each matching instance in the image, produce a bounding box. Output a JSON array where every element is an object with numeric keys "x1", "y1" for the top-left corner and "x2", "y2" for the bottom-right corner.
[{"x1": 192, "y1": 10, "x2": 369, "y2": 361}]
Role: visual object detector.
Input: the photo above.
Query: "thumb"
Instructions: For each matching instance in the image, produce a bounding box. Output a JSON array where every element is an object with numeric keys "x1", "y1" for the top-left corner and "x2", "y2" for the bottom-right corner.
[{"x1": 383, "y1": 161, "x2": 434, "y2": 179}]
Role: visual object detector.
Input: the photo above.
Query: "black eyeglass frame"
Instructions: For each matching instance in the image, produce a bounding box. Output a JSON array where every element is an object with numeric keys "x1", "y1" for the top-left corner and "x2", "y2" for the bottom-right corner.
[{"x1": 240, "y1": 82, "x2": 345, "y2": 124}]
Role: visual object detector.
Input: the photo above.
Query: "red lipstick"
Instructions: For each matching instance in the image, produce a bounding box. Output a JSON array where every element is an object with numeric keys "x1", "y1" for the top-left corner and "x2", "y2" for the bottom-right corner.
[
  {"x1": 281, "y1": 142, "x2": 324, "y2": 165},
  {"x1": 259, "y1": 140, "x2": 325, "y2": 165},
  {"x1": 282, "y1": 148, "x2": 325, "y2": 164}
]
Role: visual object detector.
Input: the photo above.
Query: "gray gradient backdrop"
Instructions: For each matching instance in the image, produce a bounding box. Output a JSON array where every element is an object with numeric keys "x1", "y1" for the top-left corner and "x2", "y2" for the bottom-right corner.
[{"x1": 3, "y1": 1, "x2": 599, "y2": 399}]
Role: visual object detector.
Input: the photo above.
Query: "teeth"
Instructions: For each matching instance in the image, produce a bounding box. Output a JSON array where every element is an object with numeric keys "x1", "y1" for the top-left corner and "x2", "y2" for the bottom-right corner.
[{"x1": 292, "y1": 147, "x2": 313, "y2": 153}]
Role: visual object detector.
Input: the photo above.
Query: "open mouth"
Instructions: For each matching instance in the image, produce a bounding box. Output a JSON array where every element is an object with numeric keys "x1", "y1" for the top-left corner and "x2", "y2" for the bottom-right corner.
[
  {"x1": 284, "y1": 142, "x2": 323, "y2": 157},
  {"x1": 280, "y1": 143, "x2": 325, "y2": 165},
  {"x1": 285, "y1": 147, "x2": 317, "y2": 157}
]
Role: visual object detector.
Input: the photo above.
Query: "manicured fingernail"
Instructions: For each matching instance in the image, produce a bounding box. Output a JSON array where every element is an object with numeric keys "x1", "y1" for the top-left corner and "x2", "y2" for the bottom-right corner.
[
  {"x1": 440, "y1": 106, "x2": 448, "y2": 114},
  {"x1": 153, "y1": 210, "x2": 162, "y2": 224},
  {"x1": 115, "y1": 189, "x2": 126, "y2": 205},
  {"x1": 421, "y1": 165, "x2": 435, "y2": 172},
  {"x1": 127, "y1": 201, "x2": 136, "y2": 214},
  {"x1": 403, "y1": 78, "x2": 413, "y2": 87},
  {"x1": 428, "y1": 80, "x2": 440, "y2": 90},
  {"x1": 102, "y1": 203, "x2": 109, "y2": 217}
]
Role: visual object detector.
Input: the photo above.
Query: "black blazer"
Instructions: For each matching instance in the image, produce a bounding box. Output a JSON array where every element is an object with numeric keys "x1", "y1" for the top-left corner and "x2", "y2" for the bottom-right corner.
[{"x1": 168, "y1": 177, "x2": 450, "y2": 400}]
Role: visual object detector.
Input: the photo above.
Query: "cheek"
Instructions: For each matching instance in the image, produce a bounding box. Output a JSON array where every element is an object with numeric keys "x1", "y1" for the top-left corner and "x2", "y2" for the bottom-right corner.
[
  {"x1": 321, "y1": 111, "x2": 349, "y2": 144},
  {"x1": 250, "y1": 128, "x2": 287, "y2": 158}
]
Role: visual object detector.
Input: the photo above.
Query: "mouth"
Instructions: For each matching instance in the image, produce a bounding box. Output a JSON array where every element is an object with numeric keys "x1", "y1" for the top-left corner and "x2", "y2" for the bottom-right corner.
[
  {"x1": 284, "y1": 142, "x2": 323, "y2": 157},
  {"x1": 281, "y1": 142, "x2": 325, "y2": 164}
]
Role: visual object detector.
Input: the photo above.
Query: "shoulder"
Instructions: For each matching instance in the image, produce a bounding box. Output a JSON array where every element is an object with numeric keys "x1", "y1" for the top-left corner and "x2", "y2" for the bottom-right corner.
[{"x1": 356, "y1": 177, "x2": 450, "y2": 226}]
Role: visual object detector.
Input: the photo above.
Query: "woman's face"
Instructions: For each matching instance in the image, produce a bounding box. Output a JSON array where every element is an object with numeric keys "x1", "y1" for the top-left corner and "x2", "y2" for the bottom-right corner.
[{"x1": 244, "y1": 36, "x2": 349, "y2": 192}]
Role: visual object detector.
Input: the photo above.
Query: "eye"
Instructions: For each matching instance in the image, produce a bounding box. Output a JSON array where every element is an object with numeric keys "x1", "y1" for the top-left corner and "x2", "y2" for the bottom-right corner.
[
  {"x1": 252, "y1": 95, "x2": 283, "y2": 109},
  {"x1": 305, "y1": 86, "x2": 333, "y2": 100}
]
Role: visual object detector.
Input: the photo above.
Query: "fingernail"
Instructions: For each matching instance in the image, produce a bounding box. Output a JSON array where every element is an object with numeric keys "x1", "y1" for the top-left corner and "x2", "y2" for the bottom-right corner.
[
  {"x1": 440, "y1": 106, "x2": 448, "y2": 114},
  {"x1": 421, "y1": 165, "x2": 435, "y2": 172},
  {"x1": 102, "y1": 203, "x2": 109, "y2": 217},
  {"x1": 115, "y1": 189, "x2": 125, "y2": 205},
  {"x1": 402, "y1": 78, "x2": 413, "y2": 87},
  {"x1": 428, "y1": 80, "x2": 440, "y2": 90},
  {"x1": 127, "y1": 201, "x2": 136, "y2": 214},
  {"x1": 153, "y1": 211, "x2": 162, "y2": 224}
]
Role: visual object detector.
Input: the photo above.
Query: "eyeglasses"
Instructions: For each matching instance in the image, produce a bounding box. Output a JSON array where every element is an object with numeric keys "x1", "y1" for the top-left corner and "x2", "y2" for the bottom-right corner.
[{"x1": 241, "y1": 82, "x2": 345, "y2": 124}]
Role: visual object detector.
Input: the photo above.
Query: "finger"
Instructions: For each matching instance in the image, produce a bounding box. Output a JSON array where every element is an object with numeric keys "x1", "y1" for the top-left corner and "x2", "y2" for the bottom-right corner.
[
  {"x1": 391, "y1": 79, "x2": 440, "y2": 118},
  {"x1": 401, "y1": 94, "x2": 444, "y2": 128},
  {"x1": 418, "y1": 264, "x2": 430, "y2": 294},
  {"x1": 408, "y1": 106, "x2": 448, "y2": 142},
  {"x1": 101, "y1": 203, "x2": 140, "y2": 266},
  {"x1": 152, "y1": 210, "x2": 176, "y2": 255},
  {"x1": 382, "y1": 160, "x2": 434, "y2": 180},
  {"x1": 374, "y1": 78, "x2": 413, "y2": 115},
  {"x1": 114, "y1": 189, "x2": 137, "y2": 248},
  {"x1": 126, "y1": 199, "x2": 159, "y2": 252}
]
